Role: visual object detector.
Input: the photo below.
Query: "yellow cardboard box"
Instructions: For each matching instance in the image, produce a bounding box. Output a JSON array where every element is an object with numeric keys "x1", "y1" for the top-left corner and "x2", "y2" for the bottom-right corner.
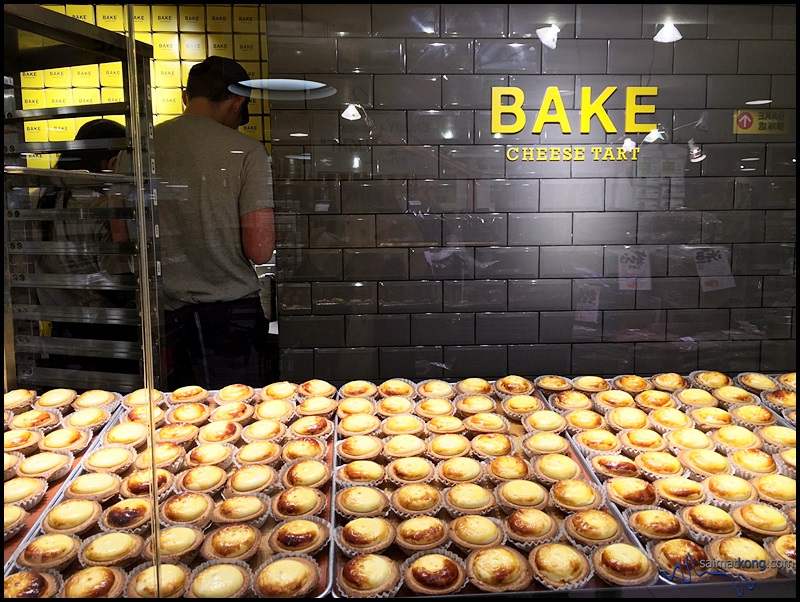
[
  {"x1": 47, "y1": 118, "x2": 77, "y2": 142},
  {"x1": 180, "y1": 34, "x2": 207, "y2": 61},
  {"x1": 44, "y1": 68, "x2": 71, "y2": 88},
  {"x1": 241, "y1": 116, "x2": 264, "y2": 141},
  {"x1": 207, "y1": 34, "x2": 234, "y2": 59},
  {"x1": 155, "y1": 88, "x2": 183, "y2": 115},
  {"x1": 179, "y1": 5, "x2": 205, "y2": 32},
  {"x1": 153, "y1": 33, "x2": 180, "y2": 61},
  {"x1": 154, "y1": 61, "x2": 182, "y2": 88},
  {"x1": 101, "y1": 88, "x2": 125, "y2": 104},
  {"x1": 132, "y1": 6, "x2": 151, "y2": 31},
  {"x1": 151, "y1": 5, "x2": 178, "y2": 32},
  {"x1": 21, "y1": 89, "x2": 46, "y2": 111},
  {"x1": 234, "y1": 35, "x2": 260, "y2": 62},
  {"x1": 26, "y1": 153, "x2": 57, "y2": 169},
  {"x1": 233, "y1": 6, "x2": 260, "y2": 32},
  {"x1": 72, "y1": 88, "x2": 101, "y2": 106},
  {"x1": 71, "y1": 64, "x2": 100, "y2": 88},
  {"x1": 20, "y1": 71, "x2": 45, "y2": 88},
  {"x1": 95, "y1": 5, "x2": 124, "y2": 32},
  {"x1": 206, "y1": 5, "x2": 232, "y2": 32},
  {"x1": 181, "y1": 61, "x2": 200, "y2": 87},
  {"x1": 24, "y1": 121, "x2": 48, "y2": 143},
  {"x1": 65, "y1": 5, "x2": 95, "y2": 25},
  {"x1": 45, "y1": 89, "x2": 73, "y2": 109},
  {"x1": 99, "y1": 62, "x2": 124, "y2": 87}
]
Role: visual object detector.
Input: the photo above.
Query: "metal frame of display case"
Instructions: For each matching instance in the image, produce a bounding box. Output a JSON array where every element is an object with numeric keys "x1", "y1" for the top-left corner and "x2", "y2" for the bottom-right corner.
[{"x1": 3, "y1": 4, "x2": 164, "y2": 392}]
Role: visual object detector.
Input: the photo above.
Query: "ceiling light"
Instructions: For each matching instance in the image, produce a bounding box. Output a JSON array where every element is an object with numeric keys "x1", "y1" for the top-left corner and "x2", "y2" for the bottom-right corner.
[
  {"x1": 688, "y1": 139, "x2": 705, "y2": 163},
  {"x1": 341, "y1": 103, "x2": 362, "y2": 121},
  {"x1": 536, "y1": 24, "x2": 560, "y2": 50},
  {"x1": 622, "y1": 138, "x2": 637, "y2": 151},
  {"x1": 653, "y1": 22, "x2": 682, "y2": 43}
]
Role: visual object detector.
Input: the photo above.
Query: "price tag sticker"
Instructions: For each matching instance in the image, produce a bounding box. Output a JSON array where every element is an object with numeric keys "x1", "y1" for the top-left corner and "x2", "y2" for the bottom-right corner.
[{"x1": 694, "y1": 247, "x2": 736, "y2": 292}]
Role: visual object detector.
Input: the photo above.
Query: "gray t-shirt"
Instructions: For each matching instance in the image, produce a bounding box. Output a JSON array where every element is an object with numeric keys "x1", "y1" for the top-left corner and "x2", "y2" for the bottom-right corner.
[{"x1": 152, "y1": 114, "x2": 274, "y2": 311}]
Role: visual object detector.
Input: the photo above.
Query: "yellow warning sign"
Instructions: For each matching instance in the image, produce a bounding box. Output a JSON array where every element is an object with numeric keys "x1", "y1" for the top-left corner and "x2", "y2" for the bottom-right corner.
[{"x1": 734, "y1": 110, "x2": 787, "y2": 134}]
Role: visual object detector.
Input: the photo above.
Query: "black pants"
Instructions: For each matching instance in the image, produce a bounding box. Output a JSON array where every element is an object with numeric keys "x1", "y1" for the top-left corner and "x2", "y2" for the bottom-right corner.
[{"x1": 164, "y1": 297, "x2": 272, "y2": 391}]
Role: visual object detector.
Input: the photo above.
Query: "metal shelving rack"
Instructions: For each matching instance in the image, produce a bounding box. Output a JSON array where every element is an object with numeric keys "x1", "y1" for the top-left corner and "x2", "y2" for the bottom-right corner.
[{"x1": 4, "y1": 4, "x2": 164, "y2": 392}]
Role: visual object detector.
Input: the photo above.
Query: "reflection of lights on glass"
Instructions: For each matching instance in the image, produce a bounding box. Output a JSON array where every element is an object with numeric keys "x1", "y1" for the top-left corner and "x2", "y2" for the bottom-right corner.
[
  {"x1": 653, "y1": 21, "x2": 682, "y2": 43},
  {"x1": 289, "y1": 132, "x2": 308, "y2": 137},
  {"x1": 739, "y1": 166, "x2": 756, "y2": 171},
  {"x1": 536, "y1": 24, "x2": 560, "y2": 50},
  {"x1": 740, "y1": 157, "x2": 760, "y2": 162},
  {"x1": 745, "y1": 99, "x2": 772, "y2": 105},
  {"x1": 622, "y1": 138, "x2": 637, "y2": 151},
  {"x1": 688, "y1": 139, "x2": 705, "y2": 163},
  {"x1": 286, "y1": 153, "x2": 311, "y2": 160},
  {"x1": 230, "y1": 150, "x2": 244, "y2": 154},
  {"x1": 643, "y1": 128, "x2": 666, "y2": 143},
  {"x1": 341, "y1": 103, "x2": 361, "y2": 120},
  {"x1": 352, "y1": 157, "x2": 361, "y2": 169}
]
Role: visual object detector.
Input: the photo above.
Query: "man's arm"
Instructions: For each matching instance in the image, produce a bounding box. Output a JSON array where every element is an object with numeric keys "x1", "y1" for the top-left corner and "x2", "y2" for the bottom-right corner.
[{"x1": 241, "y1": 207, "x2": 276, "y2": 265}]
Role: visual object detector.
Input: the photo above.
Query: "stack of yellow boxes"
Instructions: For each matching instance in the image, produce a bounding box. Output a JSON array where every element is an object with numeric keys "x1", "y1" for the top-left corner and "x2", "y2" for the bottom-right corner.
[{"x1": 22, "y1": 4, "x2": 269, "y2": 168}]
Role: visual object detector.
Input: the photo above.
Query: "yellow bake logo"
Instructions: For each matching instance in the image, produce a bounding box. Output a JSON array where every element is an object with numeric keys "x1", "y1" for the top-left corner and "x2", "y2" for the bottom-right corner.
[{"x1": 493, "y1": 86, "x2": 659, "y2": 161}]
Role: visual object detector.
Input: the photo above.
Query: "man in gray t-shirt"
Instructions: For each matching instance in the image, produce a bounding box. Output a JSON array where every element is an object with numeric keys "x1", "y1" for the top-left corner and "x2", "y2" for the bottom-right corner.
[{"x1": 153, "y1": 56, "x2": 275, "y2": 390}]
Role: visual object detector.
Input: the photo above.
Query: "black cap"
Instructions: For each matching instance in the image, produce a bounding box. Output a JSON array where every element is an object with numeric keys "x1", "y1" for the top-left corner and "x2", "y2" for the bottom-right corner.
[{"x1": 187, "y1": 55, "x2": 251, "y2": 126}]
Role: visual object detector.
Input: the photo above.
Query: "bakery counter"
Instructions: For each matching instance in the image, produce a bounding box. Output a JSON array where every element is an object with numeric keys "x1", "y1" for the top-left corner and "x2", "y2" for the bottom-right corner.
[{"x1": 5, "y1": 383, "x2": 335, "y2": 598}]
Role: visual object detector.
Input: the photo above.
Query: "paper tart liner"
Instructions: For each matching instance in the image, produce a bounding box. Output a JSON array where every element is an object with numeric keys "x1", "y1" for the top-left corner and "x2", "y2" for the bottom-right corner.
[
  {"x1": 676, "y1": 506, "x2": 741, "y2": 546},
  {"x1": 77, "y1": 531, "x2": 143, "y2": 568},
  {"x1": 763, "y1": 536, "x2": 797, "y2": 578},
  {"x1": 774, "y1": 452, "x2": 796, "y2": 480},
  {"x1": 386, "y1": 458, "x2": 437, "y2": 487},
  {"x1": 16, "y1": 449, "x2": 74, "y2": 482},
  {"x1": 4, "y1": 450, "x2": 26, "y2": 481},
  {"x1": 279, "y1": 457, "x2": 332, "y2": 490},
  {"x1": 530, "y1": 543, "x2": 595, "y2": 591},
  {"x1": 782, "y1": 408, "x2": 796, "y2": 426},
  {"x1": 441, "y1": 486, "x2": 496, "y2": 519},
  {"x1": 622, "y1": 505, "x2": 688, "y2": 544},
  {"x1": 335, "y1": 553, "x2": 403, "y2": 598},
  {"x1": 395, "y1": 535, "x2": 453, "y2": 557},
  {"x1": 735, "y1": 372, "x2": 780, "y2": 396},
  {"x1": 378, "y1": 377, "x2": 418, "y2": 399},
  {"x1": 5, "y1": 427, "x2": 45, "y2": 456},
  {"x1": 171, "y1": 467, "x2": 227, "y2": 498},
  {"x1": 253, "y1": 552, "x2": 323, "y2": 598},
  {"x1": 505, "y1": 516, "x2": 564, "y2": 552},
  {"x1": 399, "y1": 546, "x2": 469, "y2": 595},
  {"x1": 3, "y1": 507, "x2": 29, "y2": 541},
  {"x1": 334, "y1": 522, "x2": 396, "y2": 558},
  {"x1": 551, "y1": 480, "x2": 606, "y2": 514},
  {"x1": 124, "y1": 561, "x2": 189, "y2": 599},
  {"x1": 186, "y1": 558, "x2": 253, "y2": 598},
  {"x1": 591, "y1": 544, "x2": 660, "y2": 588},
  {"x1": 9, "y1": 476, "x2": 49, "y2": 510},
  {"x1": 10, "y1": 408, "x2": 63, "y2": 433},
  {"x1": 635, "y1": 461, "x2": 691, "y2": 483}
]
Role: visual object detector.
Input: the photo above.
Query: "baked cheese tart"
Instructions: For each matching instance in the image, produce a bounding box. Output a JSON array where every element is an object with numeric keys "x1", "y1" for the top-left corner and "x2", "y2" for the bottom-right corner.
[
  {"x1": 4, "y1": 475, "x2": 46, "y2": 506},
  {"x1": 634, "y1": 389, "x2": 678, "y2": 411},
  {"x1": 613, "y1": 374, "x2": 652, "y2": 394},
  {"x1": 494, "y1": 375, "x2": 534, "y2": 396},
  {"x1": 651, "y1": 538, "x2": 709, "y2": 577},
  {"x1": 378, "y1": 379, "x2": 415, "y2": 399},
  {"x1": 731, "y1": 502, "x2": 792, "y2": 539},
  {"x1": 126, "y1": 563, "x2": 191, "y2": 598},
  {"x1": 380, "y1": 414, "x2": 424, "y2": 437},
  {"x1": 186, "y1": 563, "x2": 251, "y2": 598},
  {"x1": 763, "y1": 389, "x2": 796, "y2": 411},
  {"x1": 224, "y1": 464, "x2": 277, "y2": 496},
  {"x1": 427, "y1": 434, "x2": 471, "y2": 460},
  {"x1": 593, "y1": 389, "x2": 636, "y2": 413},
  {"x1": 703, "y1": 474, "x2": 758, "y2": 507},
  {"x1": 565, "y1": 409, "x2": 607, "y2": 432},
  {"x1": 234, "y1": 440, "x2": 281, "y2": 466},
  {"x1": 283, "y1": 437, "x2": 327, "y2": 462},
  {"x1": 653, "y1": 476, "x2": 706, "y2": 507},
  {"x1": 100, "y1": 497, "x2": 152, "y2": 532},
  {"x1": 63, "y1": 471, "x2": 120, "y2": 502},
  {"x1": 675, "y1": 388, "x2": 717, "y2": 409},
  {"x1": 692, "y1": 370, "x2": 732, "y2": 390},
  {"x1": 664, "y1": 427, "x2": 714, "y2": 452},
  {"x1": 142, "y1": 526, "x2": 204, "y2": 563},
  {"x1": 529, "y1": 542, "x2": 591, "y2": 590},
  {"x1": 168, "y1": 385, "x2": 208, "y2": 404},
  {"x1": 338, "y1": 517, "x2": 396, "y2": 554},
  {"x1": 679, "y1": 503, "x2": 739, "y2": 539},
  {"x1": 463, "y1": 412, "x2": 509, "y2": 434},
  {"x1": 495, "y1": 479, "x2": 549, "y2": 511},
  {"x1": 4, "y1": 570, "x2": 58, "y2": 598},
  {"x1": 571, "y1": 376, "x2": 610, "y2": 394},
  {"x1": 103, "y1": 421, "x2": 149, "y2": 448},
  {"x1": 750, "y1": 473, "x2": 796, "y2": 505},
  {"x1": 154, "y1": 422, "x2": 199, "y2": 446},
  {"x1": 776, "y1": 372, "x2": 796, "y2": 390},
  {"x1": 254, "y1": 557, "x2": 320, "y2": 598},
  {"x1": 456, "y1": 395, "x2": 496, "y2": 416},
  {"x1": 523, "y1": 410, "x2": 567, "y2": 433},
  {"x1": 124, "y1": 387, "x2": 163, "y2": 408},
  {"x1": 4, "y1": 504, "x2": 27, "y2": 538},
  {"x1": 652, "y1": 372, "x2": 688, "y2": 392},
  {"x1": 565, "y1": 508, "x2": 622, "y2": 547},
  {"x1": 185, "y1": 442, "x2": 235, "y2": 468},
  {"x1": 124, "y1": 405, "x2": 165, "y2": 427},
  {"x1": 210, "y1": 494, "x2": 269, "y2": 525},
  {"x1": 395, "y1": 516, "x2": 449, "y2": 552},
  {"x1": 209, "y1": 401, "x2": 254, "y2": 424},
  {"x1": 501, "y1": 394, "x2": 542, "y2": 416},
  {"x1": 386, "y1": 456, "x2": 435, "y2": 484},
  {"x1": 41, "y1": 499, "x2": 101, "y2": 535},
  {"x1": 133, "y1": 442, "x2": 184, "y2": 471},
  {"x1": 449, "y1": 515, "x2": 504, "y2": 550},
  {"x1": 534, "y1": 453, "x2": 580, "y2": 484},
  {"x1": 197, "y1": 420, "x2": 242, "y2": 446},
  {"x1": 551, "y1": 390, "x2": 593, "y2": 412},
  {"x1": 728, "y1": 448, "x2": 778, "y2": 476},
  {"x1": 634, "y1": 451, "x2": 684, "y2": 479},
  {"x1": 258, "y1": 381, "x2": 298, "y2": 401},
  {"x1": 456, "y1": 377, "x2": 494, "y2": 395},
  {"x1": 34, "y1": 388, "x2": 76, "y2": 411},
  {"x1": 551, "y1": 479, "x2": 602, "y2": 512},
  {"x1": 337, "y1": 435, "x2": 383, "y2": 462},
  {"x1": 417, "y1": 379, "x2": 455, "y2": 399},
  {"x1": 289, "y1": 415, "x2": 334, "y2": 439},
  {"x1": 254, "y1": 399, "x2": 295, "y2": 423},
  {"x1": 403, "y1": 552, "x2": 467, "y2": 595},
  {"x1": 376, "y1": 395, "x2": 414, "y2": 417},
  {"x1": 337, "y1": 460, "x2": 386, "y2": 486},
  {"x1": 535, "y1": 375, "x2": 573, "y2": 395},
  {"x1": 215, "y1": 383, "x2": 255, "y2": 404},
  {"x1": 337, "y1": 554, "x2": 400, "y2": 598},
  {"x1": 78, "y1": 532, "x2": 143, "y2": 568},
  {"x1": 706, "y1": 537, "x2": 778, "y2": 579},
  {"x1": 737, "y1": 372, "x2": 779, "y2": 394},
  {"x1": 729, "y1": 403, "x2": 777, "y2": 427},
  {"x1": 62, "y1": 407, "x2": 111, "y2": 431},
  {"x1": 487, "y1": 455, "x2": 531, "y2": 482},
  {"x1": 415, "y1": 398, "x2": 455, "y2": 420},
  {"x1": 176, "y1": 465, "x2": 228, "y2": 495},
  {"x1": 336, "y1": 486, "x2": 390, "y2": 518},
  {"x1": 61, "y1": 566, "x2": 127, "y2": 598},
  {"x1": 160, "y1": 492, "x2": 214, "y2": 529},
  {"x1": 689, "y1": 406, "x2": 732, "y2": 431},
  {"x1": 4, "y1": 388, "x2": 36, "y2": 412},
  {"x1": 627, "y1": 508, "x2": 686, "y2": 541},
  {"x1": 649, "y1": 407, "x2": 692, "y2": 432},
  {"x1": 241, "y1": 418, "x2": 286, "y2": 442},
  {"x1": 711, "y1": 424, "x2": 762, "y2": 452},
  {"x1": 4, "y1": 429, "x2": 43, "y2": 455},
  {"x1": 712, "y1": 385, "x2": 756, "y2": 407},
  {"x1": 466, "y1": 545, "x2": 533, "y2": 592},
  {"x1": 336, "y1": 397, "x2": 376, "y2": 419},
  {"x1": 678, "y1": 449, "x2": 732, "y2": 478},
  {"x1": 281, "y1": 458, "x2": 331, "y2": 489},
  {"x1": 165, "y1": 402, "x2": 210, "y2": 426},
  {"x1": 504, "y1": 507, "x2": 559, "y2": 544},
  {"x1": 296, "y1": 395, "x2": 338, "y2": 418},
  {"x1": 764, "y1": 534, "x2": 796, "y2": 571},
  {"x1": 73, "y1": 389, "x2": 117, "y2": 410},
  {"x1": 521, "y1": 432, "x2": 570, "y2": 456},
  {"x1": 200, "y1": 523, "x2": 261, "y2": 562},
  {"x1": 391, "y1": 483, "x2": 442, "y2": 516},
  {"x1": 16, "y1": 451, "x2": 70, "y2": 481},
  {"x1": 471, "y1": 433, "x2": 514, "y2": 458},
  {"x1": 592, "y1": 542, "x2": 657, "y2": 586},
  {"x1": 444, "y1": 482, "x2": 495, "y2": 516},
  {"x1": 9, "y1": 409, "x2": 59, "y2": 431},
  {"x1": 84, "y1": 446, "x2": 135, "y2": 474},
  {"x1": 340, "y1": 380, "x2": 379, "y2": 398},
  {"x1": 757, "y1": 425, "x2": 796, "y2": 450},
  {"x1": 591, "y1": 455, "x2": 641, "y2": 480},
  {"x1": 573, "y1": 429, "x2": 622, "y2": 455},
  {"x1": 298, "y1": 379, "x2": 337, "y2": 398},
  {"x1": 383, "y1": 434, "x2": 427, "y2": 459},
  {"x1": 606, "y1": 407, "x2": 650, "y2": 431},
  {"x1": 605, "y1": 477, "x2": 659, "y2": 509}
]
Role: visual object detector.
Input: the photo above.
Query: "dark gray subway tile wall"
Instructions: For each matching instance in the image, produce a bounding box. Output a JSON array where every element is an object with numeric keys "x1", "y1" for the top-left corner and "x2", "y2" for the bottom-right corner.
[{"x1": 267, "y1": 3, "x2": 797, "y2": 385}]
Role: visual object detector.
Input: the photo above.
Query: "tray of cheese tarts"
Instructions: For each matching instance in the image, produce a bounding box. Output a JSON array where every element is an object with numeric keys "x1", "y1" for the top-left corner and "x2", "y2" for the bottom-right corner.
[
  {"x1": 328, "y1": 377, "x2": 668, "y2": 597},
  {"x1": 4, "y1": 388, "x2": 124, "y2": 572},
  {"x1": 4, "y1": 383, "x2": 336, "y2": 599},
  {"x1": 536, "y1": 373, "x2": 797, "y2": 588}
]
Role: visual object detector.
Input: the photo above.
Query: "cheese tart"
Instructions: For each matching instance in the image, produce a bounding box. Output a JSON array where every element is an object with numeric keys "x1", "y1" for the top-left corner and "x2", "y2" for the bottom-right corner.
[
  {"x1": 296, "y1": 395, "x2": 338, "y2": 418},
  {"x1": 234, "y1": 440, "x2": 281, "y2": 467},
  {"x1": 455, "y1": 395, "x2": 496, "y2": 417},
  {"x1": 737, "y1": 372, "x2": 779, "y2": 395},
  {"x1": 613, "y1": 374, "x2": 652, "y2": 395},
  {"x1": 403, "y1": 552, "x2": 467, "y2": 595},
  {"x1": 200, "y1": 523, "x2": 261, "y2": 562},
  {"x1": 550, "y1": 390, "x2": 593, "y2": 412},
  {"x1": 436, "y1": 456, "x2": 482, "y2": 485},
  {"x1": 186, "y1": 563, "x2": 251, "y2": 598},
  {"x1": 337, "y1": 459, "x2": 386, "y2": 486},
  {"x1": 155, "y1": 422, "x2": 200, "y2": 447},
  {"x1": 123, "y1": 405, "x2": 166, "y2": 427},
  {"x1": 501, "y1": 394, "x2": 542, "y2": 416},
  {"x1": 750, "y1": 473, "x2": 796, "y2": 505},
  {"x1": 210, "y1": 494, "x2": 269, "y2": 525},
  {"x1": 9, "y1": 409, "x2": 59, "y2": 431},
  {"x1": 336, "y1": 397, "x2": 376, "y2": 419},
  {"x1": 215, "y1": 383, "x2": 255, "y2": 404},
  {"x1": 504, "y1": 507, "x2": 559, "y2": 545},
  {"x1": 591, "y1": 454, "x2": 641, "y2": 480},
  {"x1": 337, "y1": 435, "x2": 383, "y2": 462},
  {"x1": 15, "y1": 451, "x2": 70, "y2": 481},
  {"x1": 143, "y1": 526, "x2": 204, "y2": 564},
  {"x1": 634, "y1": 389, "x2": 678, "y2": 411},
  {"x1": 710, "y1": 424, "x2": 762, "y2": 453},
  {"x1": 592, "y1": 542, "x2": 657, "y2": 586},
  {"x1": 757, "y1": 425, "x2": 796, "y2": 450},
  {"x1": 679, "y1": 503, "x2": 740, "y2": 540},
  {"x1": 415, "y1": 398, "x2": 455, "y2": 420},
  {"x1": 4, "y1": 429, "x2": 43, "y2": 456},
  {"x1": 376, "y1": 395, "x2": 414, "y2": 417},
  {"x1": 160, "y1": 492, "x2": 214, "y2": 529},
  {"x1": 664, "y1": 427, "x2": 714, "y2": 452},
  {"x1": 165, "y1": 402, "x2": 210, "y2": 426},
  {"x1": 466, "y1": 545, "x2": 533, "y2": 592},
  {"x1": 272, "y1": 486, "x2": 327, "y2": 520},
  {"x1": 78, "y1": 532, "x2": 144, "y2": 568},
  {"x1": 103, "y1": 421, "x2": 149, "y2": 448},
  {"x1": 471, "y1": 433, "x2": 514, "y2": 458},
  {"x1": 124, "y1": 388, "x2": 164, "y2": 408},
  {"x1": 651, "y1": 538, "x2": 709, "y2": 578},
  {"x1": 494, "y1": 375, "x2": 534, "y2": 396},
  {"x1": 41, "y1": 499, "x2": 101, "y2": 535},
  {"x1": 495, "y1": 479, "x2": 549, "y2": 511},
  {"x1": 564, "y1": 508, "x2": 622, "y2": 548},
  {"x1": 606, "y1": 407, "x2": 650, "y2": 431},
  {"x1": 254, "y1": 399, "x2": 295, "y2": 423},
  {"x1": 337, "y1": 554, "x2": 400, "y2": 598},
  {"x1": 281, "y1": 458, "x2": 331, "y2": 489},
  {"x1": 4, "y1": 570, "x2": 59, "y2": 598},
  {"x1": 678, "y1": 449, "x2": 732, "y2": 478},
  {"x1": 338, "y1": 517, "x2": 396, "y2": 554},
  {"x1": 456, "y1": 377, "x2": 494, "y2": 396},
  {"x1": 764, "y1": 534, "x2": 796, "y2": 574},
  {"x1": 573, "y1": 429, "x2": 622, "y2": 455},
  {"x1": 61, "y1": 566, "x2": 128, "y2": 598},
  {"x1": 691, "y1": 370, "x2": 732, "y2": 390},
  {"x1": 444, "y1": 483, "x2": 495, "y2": 516},
  {"x1": 649, "y1": 407, "x2": 693, "y2": 432},
  {"x1": 706, "y1": 537, "x2": 778, "y2": 579},
  {"x1": 535, "y1": 375, "x2": 573, "y2": 395},
  {"x1": 427, "y1": 434, "x2": 471, "y2": 460},
  {"x1": 634, "y1": 451, "x2": 685, "y2": 479},
  {"x1": 523, "y1": 410, "x2": 567, "y2": 434},
  {"x1": 593, "y1": 389, "x2": 636, "y2": 413},
  {"x1": 565, "y1": 409, "x2": 607, "y2": 432},
  {"x1": 340, "y1": 380, "x2": 379, "y2": 398},
  {"x1": 689, "y1": 406, "x2": 732, "y2": 431},
  {"x1": 729, "y1": 403, "x2": 777, "y2": 427},
  {"x1": 776, "y1": 372, "x2": 796, "y2": 390},
  {"x1": 34, "y1": 388, "x2": 76, "y2": 412},
  {"x1": 487, "y1": 455, "x2": 532, "y2": 482},
  {"x1": 521, "y1": 431, "x2": 570, "y2": 456},
  {"x1": 731, "y1": 502, "x2": 792, "y2": 540},
  {"x1": 551, "y1": 479, "x2": 603, "y2": 512},
  {"x1": 571, "y1": 376, "x2": 610, "y2": 394},
  {"x1": 298, "y1": 379, "x2": 337, "y2": 398},
  {"x1": 391, "y1": 483, "x2": 442, "y2": 517},
  {"x1": 209, "y1": 401, "x2": 254, "y2": 424},
  {"x1": 175, "y1": 465, "x2": 227, "y2": 495},
  {"x1": 258, "y1": 381, "x2": 298, "y2": 401},
  {"x1": 126, "y1": 563, "x2": 191, "y2": 598},
  {"x1": 394, "y1": 516, "x2": 449, "y2": 552},
  {"x1": 4, "y1": 504, "x2": 28, "y2": 539},
  {"x1": 133, "y1": 442, "x2": 184, "y2": 471},
  {"x1": 100, "y1": 497, "x2": 152, "y2": 532},
  {"x1": 283, "y1": 437, "x2": 327, "y2": 462},
  {"x1": 762, "y1": 389, "x2": 796, "y2": 412},
  {"x1": 383, "y1": 434, "x2": 427, "y2": 459},
  {"x1": 653, "y1": 476, "x2": 706, "y2": 508},
  {"x1": 73, "y1": 389, "x2": 117, "y2": 410},
  {"x1": 4, "y1": 389, "x2": 36, "y2": 413},
  {"x1": 533, "y1": 453, "x2": 580, "y2": 484},
  {"x1": 4, "y1": 475, "x2": 46, "y2": 507},
  {"x1": 605, "y1": 477, "x2": 659, "y2": 509},
  {"x1": 463, "y1": 412, "x2": 509, "y2": 434},
  {"x1": 184, "y1": 442, "x2": 235, "y2": 469},
  {"x1": 254, "y1": 556, "x2": 320, "y2": 598},
  {"x1": 703, "y1": 474, "x2": 759, "y2": 507},
  {"x1": 168, "y1": 385, "x2": 208, "y2": 404},
  {"x1": 380, "y1": 414, "x2": 425, "y2": 437},
  {"x1": 63, "y1": 472, "x2": 120, "y2": 502},
  {"x1": 529, "y1": 542, "x2": 592, "y2": 590},
  {"x1": 337, "y1": 486, "x2": 391, "y2": 518},
  {"x1": 449, "y1": 515, "x2": 504, "y2": 550},
  {"x1": 224, "y1": 464, "x2": 277, "y2": 497},
  {"x1": 651, "y1": 372, "x2": 688, "y2": 392},
  {"x1": 728, "y1": 448, "x2": 779, "y2": 477},
  {"x1": 675, "y1": 388, "x2": 717, "y2": 409},
  {"x1": 712, "y1": 385, "x2": 756, "y2": 407},
  {"x1": 417, "y1": 379, "x2": 455, "y2": 399},
  {"x1": 378, "y1": 379, "x2": 416, "y2": 399},
  {"x1": 62, "y1": 407, "x2": 111, "y2": 432},
  {"x1": 627, "y1": 507, "x2": 686, "y2": 541}
]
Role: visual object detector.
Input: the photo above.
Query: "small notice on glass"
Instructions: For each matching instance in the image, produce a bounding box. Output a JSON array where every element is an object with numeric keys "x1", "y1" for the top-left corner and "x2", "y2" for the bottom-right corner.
[
  {"x1": 618, "y1": 248, "x2": 651, "y2": 291},
  {"x1": 694, "y1": 247, "x2": 736, "y2": 292}
]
